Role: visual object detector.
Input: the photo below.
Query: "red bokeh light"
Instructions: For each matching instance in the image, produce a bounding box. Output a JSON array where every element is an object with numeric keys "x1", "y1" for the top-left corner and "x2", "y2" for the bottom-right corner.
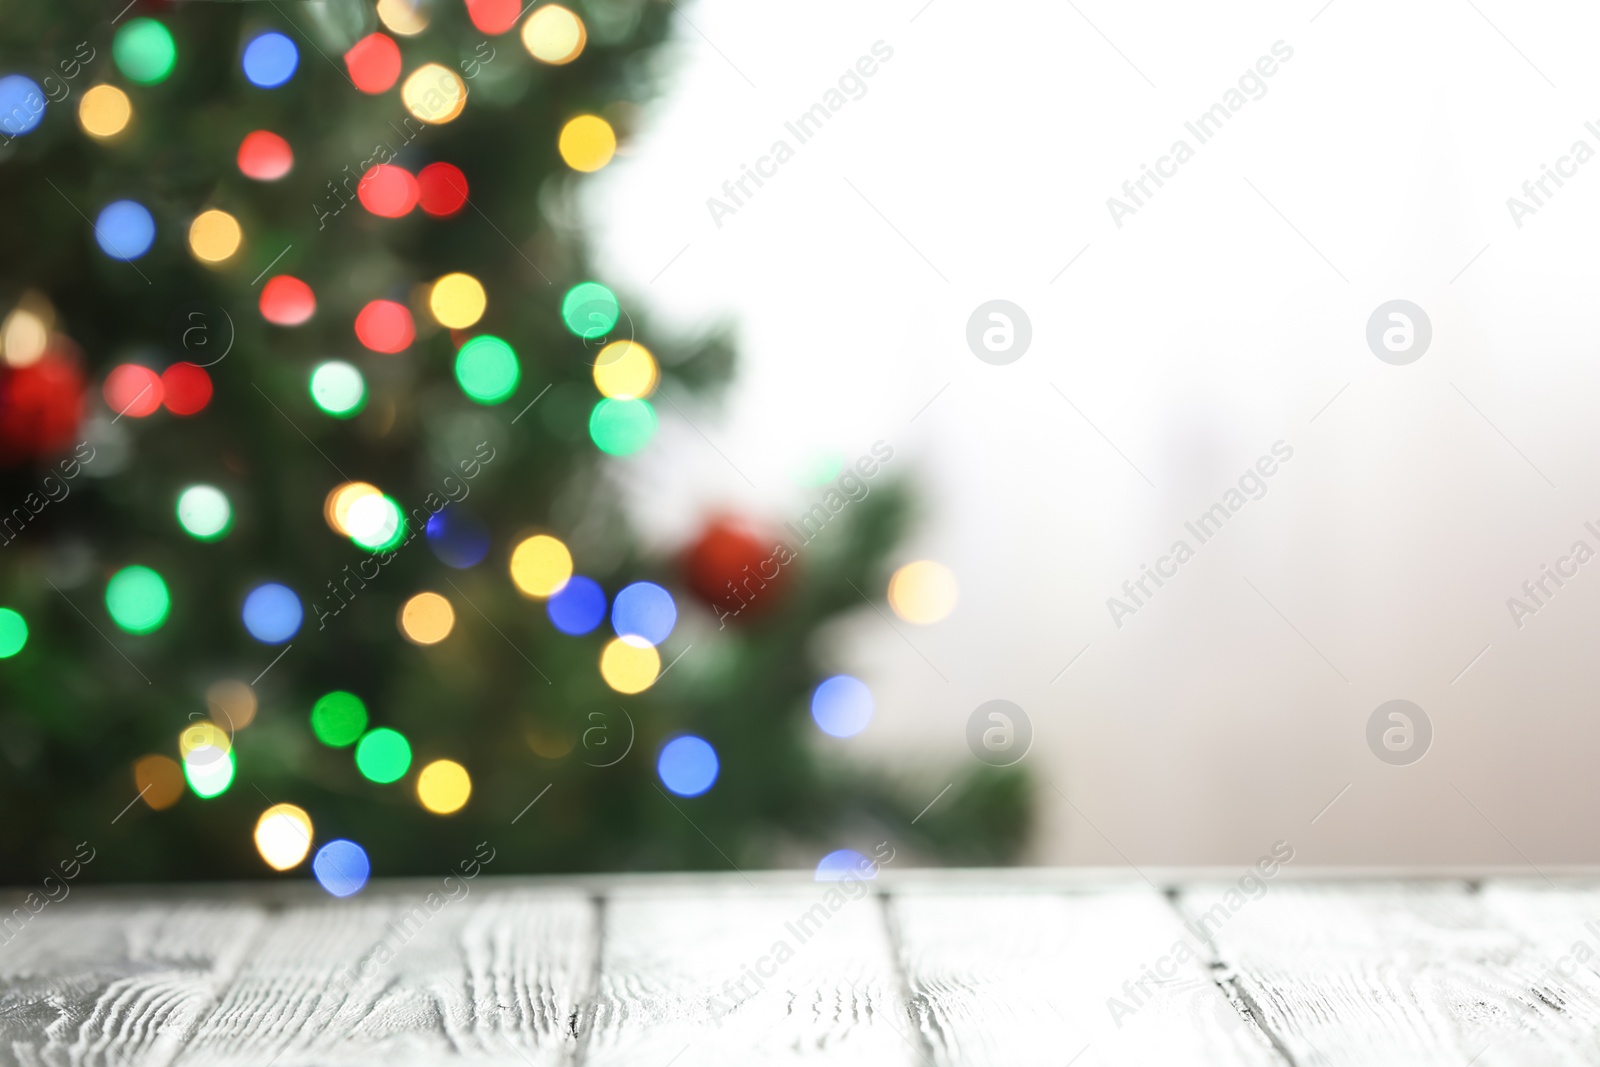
[
  {"x1": 354, "y1": 300, "x2": 414, "y2": 353},
  {"x1": 357, "y1": 164, "x2": 419, "y2": 218},
  {"x1": 160, "y1": 362, "x2": 212, "y2": 416},
  {"x1": 0, "y1": 348, "x2": 85, "y2": 463},
  {"x1": 237, "y1": 131, "x2": 293, "y2": 181},
  {"x1": 103, "y1": 364, "x2": 163, "y2": 418},
  {"x1": 344, "y1": 32, "x2": 401, "y2": 94},
  {"x1": 259, "y1": 275, "x2": 316, "y2": 326},
  {"x1": 465, "y1": 0, "x2": 520, "y2": 34},
  {"x1": 417, "y1": 162, "x2": 469, "y2": 217}
]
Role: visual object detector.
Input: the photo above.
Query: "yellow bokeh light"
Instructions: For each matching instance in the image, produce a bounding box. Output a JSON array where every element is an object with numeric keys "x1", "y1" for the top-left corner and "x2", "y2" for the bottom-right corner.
[
  {"x1": 324, "y1": 481, "x2": 381, "y2": 536},
  {"x1": 593, "y1": 341, "x2": 658, "y2": 400},
  {"x1": 558, "y1": 115, "x2": 615, "y2": 173},
  {"x1": 376, "y1": 0, "x2": 429, "y2": 35},
  {"x1": 522, "y1": 5, "x2": 586, "y2": 65},
  {"x1": 402, "y1": 63, "x2": 467, "y2": 125},
  {"x1": 887, "y1": 560, "x2": 959, "y2": 624},
  {"x1": 188, "y1": 209, "x2": 242, "y2": 265},
  {"x1": 134, "y1": 754, "x2": 184, "y2": 810},
  {"x1": 599, "y1": 635, "x2": 660, "y2": 694},
  {"x1": 509, "y1": 534, "x2": 572, "y2": 598},
  {"x1": 399, "y1": 591, "x2": 455, "y2": 645},
  {"x1": 416, "y1": 759, "x2": 471, "y2": 814},
  {"x1": 254, "y1": 803, "x2": 313, "y2": 870},
  {"x1": 1, "y1": 307, "x2": 49, "y2": 369},
  {"x1": 207, "y1": 679, "x2": 258, "y2": 730},
  {"x1": 78, "y1": 84, "x2": 131, "y2": 139},
  {"x1": 429, "y1": 273, "x2": 486, "y2": 329},
  {"x1": 178, "y1": 720, "x2": 232, "y2": 759}
]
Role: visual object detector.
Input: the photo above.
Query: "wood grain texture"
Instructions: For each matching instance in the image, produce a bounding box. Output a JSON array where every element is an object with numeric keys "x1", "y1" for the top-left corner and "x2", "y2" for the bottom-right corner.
[
  {"x1": 887, "y1": 887, "x2": 1282, "y2": 1067},
  {"x1": 1176, "y1": 881, "x2": 1600, "y2": 1066},
  {"x1": 170, "y1": 887, "x2": 595, "y2": 1067},
  {"x1": 581, "y1": 884, "x2": 917, "y2": 1067}
]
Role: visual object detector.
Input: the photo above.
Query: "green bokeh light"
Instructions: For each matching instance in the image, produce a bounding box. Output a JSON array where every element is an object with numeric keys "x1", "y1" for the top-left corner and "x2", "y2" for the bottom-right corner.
[
  {"x1": 588, "y1": 398, "x2": 657, "y2": 456},
  {"x1": 176, "y1": 485, "x2": 232, "y2": 541},
  {"x1": 311, "y1": 690, "x2": 368, "y2": 747},
  {"x1": 310, "y1": 361, "x2": 366, "y2": 417},
  {"x1": 561, "y1": 282, "x2": 619, "y2": 339},
  {"x1": 0, "y1": 607, "x2": 27, "y2": 658},
  {"x1": 454, "y1": 335, "x2": 519, "y2": 404},
  {"x1": 347, "y1": 493, "x2": 405, "y2": 552},
  {"x1": 113, "y1": 18, "x2": 177, "y2": 85},
  {"x1": 354, "y1": 727, "x2": 412, "y2": 783},
  {"x1": 105, "y1": 565, "x2": 171, "y2": 634},
  {"x1": 184, "y1": 748, "x2": 235, "y2": 798}
]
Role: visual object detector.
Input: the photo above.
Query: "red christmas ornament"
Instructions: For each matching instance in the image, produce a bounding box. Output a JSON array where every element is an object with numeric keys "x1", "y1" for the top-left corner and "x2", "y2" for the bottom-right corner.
[
  {"x1": 0, "y1": 343, "x2": 85, "y2": 463},
  {"x1": 682, "y1": 518, "x2": 789, "y2": 622}
]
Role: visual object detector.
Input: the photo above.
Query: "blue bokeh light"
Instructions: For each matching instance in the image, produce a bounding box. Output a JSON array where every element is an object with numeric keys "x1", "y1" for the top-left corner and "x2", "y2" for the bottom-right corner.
[
  {"x1": 611, "y1": 581, "x2": 676, "y2": 645},
  {"x1": 312, "y1": 839, "x2": 370, "y2": 897},
  {"x1": 425, "y1": 507, "x2": 490, "y2": 569},
  {"x1": 810, "y1": 675, "x2": 874, "y2": 738},
  {"x1": 815, "y1": 848, "x2": 878, "y2": 882},
  {"x1": 0, "y1": 75, "x2": 45, "y2": 136},
  {"x1": 242, "y1": 31, "x2": 298, "y2": 88},
  {"x1": 94, "y1": 200, "x2": 156, "y2": 261},
  {"x1": 657, "y1": 735, "x2": 718, "y2": 797},
  {"x1": 242, "y1": 582, "x2": 302, "y2": 643},
  {"x1": 547, "y1": 575, "x2": 606, "y2": 636}
]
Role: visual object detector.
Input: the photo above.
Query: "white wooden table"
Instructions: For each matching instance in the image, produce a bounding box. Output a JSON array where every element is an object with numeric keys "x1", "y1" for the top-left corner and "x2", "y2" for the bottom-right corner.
[{"x1": 6, "y1": 870, "x2": 1600, "y2": 1066}]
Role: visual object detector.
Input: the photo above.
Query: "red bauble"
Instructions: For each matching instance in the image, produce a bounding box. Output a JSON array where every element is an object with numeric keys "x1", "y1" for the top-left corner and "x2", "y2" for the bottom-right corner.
[
  {"x1": 682, "y1": 518, "x2": 788, "y2": 621},
  {"x1": 0, "y1": 343, "x2": 85, "y2": 463}
]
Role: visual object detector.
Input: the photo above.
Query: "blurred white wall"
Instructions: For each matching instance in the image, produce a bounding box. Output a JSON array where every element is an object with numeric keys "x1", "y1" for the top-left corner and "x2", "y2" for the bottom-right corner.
[{"x1": 590, "y1": 0, "x2": 1600, "y2": 866}]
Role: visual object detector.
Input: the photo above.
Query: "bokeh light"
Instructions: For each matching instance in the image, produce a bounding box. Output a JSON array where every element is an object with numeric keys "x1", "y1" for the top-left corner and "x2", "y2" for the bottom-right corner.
[
  {"x1": 561, "y1": 281, "x2": 619, "y2": 338},
  {"x1": 242, "y1": 582, "x2": 302, "y2": 643},
  {"x1": 78, "y1": 84, "x2": 131, "y2": 139},
  {"x1": 188, "y1": 209, "x2": 243, "y2": 265},
  {"x1": 344, "y1": 32, "x2": 400, "y2": 93},
  {"x1": 657, "y1": 735, "x2": 718, "y2": 797},
  {"x1": 179, "y1": 721, "x2": 231, "y2": 761},
  {"x1": 1, "y1": 302, "x2": 49, "y2": 368},
  {"x1": 599, "y1": 635, "x2": 659, "y2": 694},
  {"x1": 426, "y1": 508, "x2": 489, "y2": 568},
  {"x1": 184, "y1": 746, "x2": 235, "y2": 798},
  {"x1": 811, "y1": 675, "x2": 873, "y2": 738},
  {"x1": 558, "y1": 114, "x2": 615, "y2": 172},
  {"x1": 887, "y1": 560, "x2": 959, "y2": 624},
  {"x1": 815, "y1": 848, "x2": 877, "y2": 881},
  {"x1": 466, "y1": 0, "x2": 520, "y2": 34},
  {"x1": 106, "y1": 565, "x2": 170, "y2": 634},
  {"x1": 588, "y1": 398, "x2": 656, "y2": 456},
  {"x1": 355, "y1": 727, "x2": 412, "y2": 783},
  {"x1": 509, "y1": 534, "x2": 571, "y2": 598},
  {"x1": 324, "y1": 481, "x2": 380, "y2": 536},
  {"x1": 417, "y1": 162, "x2": 468, "y2": 216},
  {"x1": 0, "y1": 607, "x2": 27, "y2": 658},
  {"x1": 429, "y1": 273, "x2": 486, "y2": 328},
  {"x1": 547, "y1": 575, "x2": 605, "y2": 635},
  {"x1": 522, "y1": 6, "x2": 587, "y2": 65},
  {"x1": 95, "y1": 200, "x2": 155, "y2": 261},
  {"x1": 346, "y1": 493, "x2": 404, "y2": 551},
  {"x1": 206, "y1": 679, "x2": 258, "y2": 730},
  {"x1": 376, "y1": 0, "x2": 428, "y2": 36},
  {"x1": 0, "y1": 76, "x2": 43, "y2": 136},
  {"x1": 399, "y1": 591, "x2": 455, "y2": 645},
  {"x1": 416, "y1": 759, "x2": 471, "y2": 814},
  {"x1": 176, "y1": 484, "x2": 231, "y2": 541},
  {"x1": 238, "y1": 130, "x2": 293, "y2": 180},
  {"x1": 357, "y1": 164, "x2": 418, "y2": 217},
  {"x1": 113, "y1": 19, "x2": 176, "y2": 85},
  {"x1": 242, "y1": 31, "x2": 298, "y2": 88},
  {"x1": 310, "y1": 361, "x2": 365, "y2": 418},
  {"x1": 260, "y1": 275, "x2": 315, "y2": 325},
  {"x1": 311, "y1": 691, "x2": 367, "y2": 747},
  {"x1": 161, "y1": 362, "x2": 212, "y2": 415},
  {"x1": 402, "y1": 63, "x2": 466, "y2": 124},
  {"x1": 611, "y1": 581, "x2": 675, "y2": 645},
  {"x1": 454, "y1": 334, "x2": 519, "y2": 404},
  {"x1": 355, "y1": 300, "x2": 414, "y2": 353},
  {"x1": 255, "y1": 803, "x2": 313, "y2": 870},
  {"x1": 103, "y1": 364, "x2": 162, "y2": 417},
  {"x1": 593, "y1": 341, "x2": 658, "y2": 399},
  {"x1": 313, "y1": 839, "x2": 370, "y2": 897},
  {"x1": 134, "y1": 754, "x2": 184, "y2": 810}
]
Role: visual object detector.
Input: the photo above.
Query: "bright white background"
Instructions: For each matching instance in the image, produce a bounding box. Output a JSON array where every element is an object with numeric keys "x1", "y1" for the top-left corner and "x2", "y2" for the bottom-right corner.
[{"x1": 588, "y1": 0, "x2": 1600, "y2": 866}]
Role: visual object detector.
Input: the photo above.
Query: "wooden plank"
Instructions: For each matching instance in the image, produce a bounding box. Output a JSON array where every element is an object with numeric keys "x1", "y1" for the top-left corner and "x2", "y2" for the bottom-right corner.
[
  {"x1": 170, "y1": 887, "x2": 595, "y2": 1067},
  {"x1": 1176, "y1": 881, "x2": 1600, "y2": 1066},
  {"x1": 581, "y1": 883, "x2": 917, "y2": 1066},
  {"x1": 886, "y1": 887, "x2": 1282, "y2": 1067},
  {"x1": 0, "y1": 899, "x2": 267, "y2": 1067}
]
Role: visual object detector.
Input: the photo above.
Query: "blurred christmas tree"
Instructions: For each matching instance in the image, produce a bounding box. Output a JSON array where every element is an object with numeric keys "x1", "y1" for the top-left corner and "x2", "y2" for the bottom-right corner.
[{"x1": 0, "y1": 0, "x2": 1028, "y2": 885}]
